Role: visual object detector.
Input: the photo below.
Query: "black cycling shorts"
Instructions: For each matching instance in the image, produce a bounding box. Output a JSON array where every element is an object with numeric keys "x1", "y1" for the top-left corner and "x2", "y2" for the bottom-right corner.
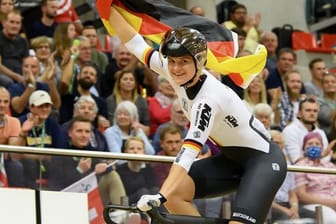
[{"x1": 189, "y1": 142, "x2": 287, "y2": 224}]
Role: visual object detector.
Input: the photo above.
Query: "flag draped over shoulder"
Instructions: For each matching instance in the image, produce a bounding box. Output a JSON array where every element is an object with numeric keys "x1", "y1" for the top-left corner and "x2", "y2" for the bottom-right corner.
[{"x1": 97, "y1": 0, "x2": 267, "y2": 88}]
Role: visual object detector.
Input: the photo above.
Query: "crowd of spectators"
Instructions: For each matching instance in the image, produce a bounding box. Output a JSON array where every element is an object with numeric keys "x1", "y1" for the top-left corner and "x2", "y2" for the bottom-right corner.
[
  {"x1": 220, "y1": 3, "x2": 336, "y2": 223},
  {"x1": 0, "y1": 0, "x2": 336, "y2": 223}
]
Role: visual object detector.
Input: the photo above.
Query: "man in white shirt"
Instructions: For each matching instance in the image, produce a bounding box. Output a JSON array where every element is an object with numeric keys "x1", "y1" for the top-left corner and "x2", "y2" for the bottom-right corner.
[{"x1": 283, "y1": 96, "x2": 329, "y2": 163}]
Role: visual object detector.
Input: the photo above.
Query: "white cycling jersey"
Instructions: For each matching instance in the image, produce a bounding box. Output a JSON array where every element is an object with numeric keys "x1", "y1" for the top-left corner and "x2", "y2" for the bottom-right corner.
[{"x1": 125, "y1": 34, "x2": 271, "y2": 154}]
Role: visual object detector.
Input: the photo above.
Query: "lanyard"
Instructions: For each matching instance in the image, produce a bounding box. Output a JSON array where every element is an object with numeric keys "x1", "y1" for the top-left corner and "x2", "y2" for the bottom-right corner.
[
  {"x1": 31, "y1": 122, "x2": 47, "y2": 179},
  {"x1": 31, "y1": 122, "x2": 46, "y2": 148}
]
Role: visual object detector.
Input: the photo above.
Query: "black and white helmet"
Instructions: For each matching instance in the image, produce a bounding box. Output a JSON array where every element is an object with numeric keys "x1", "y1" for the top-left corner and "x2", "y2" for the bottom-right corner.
[{"x1": 160, "y1": 27, "x2": 207, "y2": 72}]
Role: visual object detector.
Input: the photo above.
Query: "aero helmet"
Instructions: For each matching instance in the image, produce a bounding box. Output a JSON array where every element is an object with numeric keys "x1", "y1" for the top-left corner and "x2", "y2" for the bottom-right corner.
[{"x1": 160, "y1": 27, "x2": 207, "y2": 73}]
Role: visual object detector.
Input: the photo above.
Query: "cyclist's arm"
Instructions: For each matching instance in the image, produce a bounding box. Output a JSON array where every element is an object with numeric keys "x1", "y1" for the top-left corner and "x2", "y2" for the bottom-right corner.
[
  {"x1": 160, "y1": 99, "x2": 218, "y2": 198},
  {"x1": 108, "y1": 6, "x2": 167, "y2": 79}
]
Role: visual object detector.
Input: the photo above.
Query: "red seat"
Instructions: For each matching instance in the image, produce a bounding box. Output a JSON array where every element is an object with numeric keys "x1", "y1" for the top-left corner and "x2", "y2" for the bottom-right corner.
[
  {"x1": 292, "y1": 31, "x2": 318, "y2": 50},
  {"x1": 292, "y1": 31, "x2": 335, "y2": 53},
  {"x1": 320, "y1": 33, "x2": 336, "y2": 49}
]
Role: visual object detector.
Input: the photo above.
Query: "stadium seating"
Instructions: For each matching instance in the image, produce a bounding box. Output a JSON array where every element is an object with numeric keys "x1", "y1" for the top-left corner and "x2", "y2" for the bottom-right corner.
[
  {"x1": 292, "y1": 31, "x2": 336, "y2": 53},
  {"x1": 320, "y1": 33, "x2": 336, "y2": 49}
]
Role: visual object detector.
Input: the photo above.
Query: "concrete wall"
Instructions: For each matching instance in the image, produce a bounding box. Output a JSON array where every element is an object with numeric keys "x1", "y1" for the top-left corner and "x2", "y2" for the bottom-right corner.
[
  {"x1": 236, "y1": 0, "x2": 309, "y2": 32},
  {"x1": 185, "y1": 0, "x2": 218, "y2": 21},
  {"x1": 190, "y1": 0, "x2": 310, "y2": 32}
]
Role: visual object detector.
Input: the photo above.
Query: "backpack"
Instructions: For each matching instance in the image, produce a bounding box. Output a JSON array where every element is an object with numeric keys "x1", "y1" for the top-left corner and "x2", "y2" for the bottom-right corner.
[{"x1": 272, "y1": 24, "x2": 295, "y2": 51}]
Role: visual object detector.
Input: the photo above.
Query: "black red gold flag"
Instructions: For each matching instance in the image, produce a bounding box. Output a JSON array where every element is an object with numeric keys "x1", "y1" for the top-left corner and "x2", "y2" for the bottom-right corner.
[{"x1": 97, "y1": 0, "x2": 267, "y2": 88}]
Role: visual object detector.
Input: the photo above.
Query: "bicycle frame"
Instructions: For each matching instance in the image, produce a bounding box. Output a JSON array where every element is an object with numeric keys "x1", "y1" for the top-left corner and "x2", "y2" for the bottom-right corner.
[{"x1": 103, "y1": 203, "x2": 229, "y2": 224}]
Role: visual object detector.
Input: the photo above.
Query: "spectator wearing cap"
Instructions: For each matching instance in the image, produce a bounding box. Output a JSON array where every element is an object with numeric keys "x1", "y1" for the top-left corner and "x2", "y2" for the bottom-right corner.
[
  {"x1": 17, "y1": 90, "x2": 67, "y2": 189},
  {"x1": 8, "y1": 55, "x2": 61, "y2": 118}
]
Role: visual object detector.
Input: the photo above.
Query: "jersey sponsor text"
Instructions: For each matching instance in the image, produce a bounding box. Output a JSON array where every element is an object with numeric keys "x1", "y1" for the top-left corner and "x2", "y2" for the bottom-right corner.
[
  {"x1": 224, "y1": 115, "x2": 239, "y2": 127},
  {"x1": 232, "y1": 212, "x2": 256, "y2": 223},
  {"x1": 197, "y1": 103, "x2": 211, "y2": 131}
]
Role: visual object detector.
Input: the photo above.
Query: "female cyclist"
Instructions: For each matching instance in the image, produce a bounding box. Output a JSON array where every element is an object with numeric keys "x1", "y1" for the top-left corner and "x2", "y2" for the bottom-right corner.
[{"x1": 108, "y1": 7, "x2": 287, "y2": 224}]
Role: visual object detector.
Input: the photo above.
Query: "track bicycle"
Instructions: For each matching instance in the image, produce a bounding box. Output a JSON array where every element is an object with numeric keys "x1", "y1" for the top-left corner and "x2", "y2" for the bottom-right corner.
[{"x1": 103, "y1": 201, "x2": 229, "y2": 224}]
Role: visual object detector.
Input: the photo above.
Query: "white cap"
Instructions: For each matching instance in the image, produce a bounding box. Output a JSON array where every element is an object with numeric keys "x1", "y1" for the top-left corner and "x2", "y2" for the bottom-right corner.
[{"x1": 29, "y1": 90, "x2": 52, "y2": 106}]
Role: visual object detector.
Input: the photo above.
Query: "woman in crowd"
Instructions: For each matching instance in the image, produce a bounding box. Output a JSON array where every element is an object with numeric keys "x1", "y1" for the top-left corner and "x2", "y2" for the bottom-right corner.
[
  {"x1": 243, "y1": 75, "x2": 267, "y2": 112},
  {"x1": 106, "y1": 70, "x2": 150, "y2": 136},
  {"x1": 295, "y1": 132, "x2": 336, "y2": 224},
  {"x1": 104, "y1": 100, "x2": 154, "y2": 155},
  {"x1": 30, "y1": 36, "x2": 62, "y2": 88},
  {"x1": 30, "y1": 36, "x2": 54, "y2": 73},
  {"x1": 253, "y1": 103, "x2": 274, "y2": 130},
  {"x1": 108, "y1": 7, "x2": 286, "y2": 224},
  {"x1": 53, "y1": 22, "x2": 76, "y2": 63}
]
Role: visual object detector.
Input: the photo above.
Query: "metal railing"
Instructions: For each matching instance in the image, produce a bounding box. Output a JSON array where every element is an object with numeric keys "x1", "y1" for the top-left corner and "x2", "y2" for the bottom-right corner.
[{"x1": 1, "y1": 144, "x2": 336, "y2": 174}]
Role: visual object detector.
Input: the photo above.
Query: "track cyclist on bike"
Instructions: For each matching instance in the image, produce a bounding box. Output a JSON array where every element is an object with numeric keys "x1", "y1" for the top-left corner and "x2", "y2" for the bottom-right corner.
[{"x1": 108, "y1": 6, "x2": 287, "y2": 224}]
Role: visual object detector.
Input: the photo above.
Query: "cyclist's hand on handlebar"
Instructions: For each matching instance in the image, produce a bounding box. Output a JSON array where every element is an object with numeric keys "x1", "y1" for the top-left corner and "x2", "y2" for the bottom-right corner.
[{"x1": 137, "y1": 193, "x2": 167, "y2": 211}]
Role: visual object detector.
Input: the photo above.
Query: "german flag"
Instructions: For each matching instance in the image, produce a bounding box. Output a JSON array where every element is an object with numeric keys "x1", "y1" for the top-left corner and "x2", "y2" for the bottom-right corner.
[{"x1": 97, "y1": 0, "x2": 267, "y2": 88}]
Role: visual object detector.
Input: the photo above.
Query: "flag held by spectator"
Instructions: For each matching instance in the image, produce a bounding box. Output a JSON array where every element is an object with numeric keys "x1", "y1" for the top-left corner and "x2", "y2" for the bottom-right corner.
[
  {"x1": 62, "y1": 172, "x2": 104, "y2": 224},
  {"x1": 0, "y1": 153, "x2": 8, "y2": 187},
  {"x1": 97, "y1": 0, "x2": 267, "y2": 88}
]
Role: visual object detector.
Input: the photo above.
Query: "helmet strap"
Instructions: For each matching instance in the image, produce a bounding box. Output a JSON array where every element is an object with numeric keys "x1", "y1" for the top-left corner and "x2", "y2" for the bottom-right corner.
[
  {"x1": 180, "y1": 72, "x2": 198, "y2": 88},
  {"x1": 180, "y1": 58, "x2": 202, "y2": 88}
]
